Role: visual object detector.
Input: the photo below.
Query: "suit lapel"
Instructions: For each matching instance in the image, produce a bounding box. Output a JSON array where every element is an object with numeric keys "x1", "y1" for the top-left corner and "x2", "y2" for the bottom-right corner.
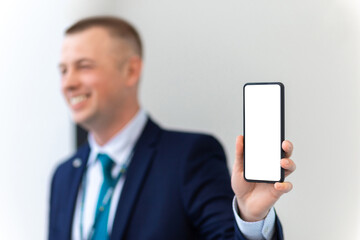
[
  {"x1": 110, "y1": 119, "x2": 161, "y2": 240},
  {"x1": 62, "y1": 143, "x2": 90, "y2": 239}
]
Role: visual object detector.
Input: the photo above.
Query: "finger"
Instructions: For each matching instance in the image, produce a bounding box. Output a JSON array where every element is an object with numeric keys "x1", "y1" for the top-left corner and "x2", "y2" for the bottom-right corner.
[
  {"x1": 281, "y1": 158, "x2": 296, "y2": 177},
  {"x1": 282, "y1": 140, "x2": 293, "y2": 158},
  {"x1": 233, "y1": 135, "x2": 244, "y2": 173},
  {"x1": 274, "y1": 182, "x2": 293, "y2": 194}
]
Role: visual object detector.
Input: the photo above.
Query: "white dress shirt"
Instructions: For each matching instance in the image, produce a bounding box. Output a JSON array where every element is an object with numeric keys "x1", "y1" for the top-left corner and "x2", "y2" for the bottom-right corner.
[
  {"x1": 232, "y1": 197, "x2": 276, "y2": 240},
  {"x1": 72, "y1": 109, "x2": 148, "y2": 240},
  {"x1": 71, "y1": 108, "x2": 275, "y2": 239}
]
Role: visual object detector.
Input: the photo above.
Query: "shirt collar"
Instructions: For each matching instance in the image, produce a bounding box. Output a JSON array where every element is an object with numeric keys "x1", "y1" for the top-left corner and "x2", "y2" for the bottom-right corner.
[{"x1": 88, "y1": 109, "x2": 148, "y2": 166}]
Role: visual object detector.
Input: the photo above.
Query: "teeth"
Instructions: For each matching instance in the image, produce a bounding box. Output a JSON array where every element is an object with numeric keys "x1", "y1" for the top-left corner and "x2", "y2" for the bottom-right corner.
[{"x1": 70, "y1": 95, "x2": 87, "y2": 105}]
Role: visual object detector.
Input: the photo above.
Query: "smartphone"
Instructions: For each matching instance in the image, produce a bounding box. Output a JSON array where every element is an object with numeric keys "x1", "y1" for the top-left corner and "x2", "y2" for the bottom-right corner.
[{"x1": 243, "y1": 82, "x2": 285, "y2": 183}]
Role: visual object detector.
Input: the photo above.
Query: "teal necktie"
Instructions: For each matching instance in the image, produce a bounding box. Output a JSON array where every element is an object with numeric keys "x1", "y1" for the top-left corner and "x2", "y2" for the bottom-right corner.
[{"x1": 91, "y1": 153, "x2": 116, "y2": 240}]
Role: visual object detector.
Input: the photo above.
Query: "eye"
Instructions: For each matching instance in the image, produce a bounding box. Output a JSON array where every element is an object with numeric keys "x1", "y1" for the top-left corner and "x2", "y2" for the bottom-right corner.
[
  {"x1": 78, "y1": 63, "x2": 93, "y2": 70},
  {"x1": 59, "y1": 66, "x2": 67, "y2": 76},
  {"x1": 76, "y1": 59, "x2": 95, "y2": 71}
]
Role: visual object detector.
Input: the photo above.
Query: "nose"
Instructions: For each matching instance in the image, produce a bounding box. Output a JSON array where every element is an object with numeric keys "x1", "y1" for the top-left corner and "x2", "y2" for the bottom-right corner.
[{"x1": 61, "y1": 68, "x2": 80, "y2": 93}]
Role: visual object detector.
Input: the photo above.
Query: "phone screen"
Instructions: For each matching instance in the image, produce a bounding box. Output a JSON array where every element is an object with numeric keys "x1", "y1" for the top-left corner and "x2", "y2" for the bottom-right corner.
[{"x1": 243, "y1": 83, "x2": 284, "y2": 182}]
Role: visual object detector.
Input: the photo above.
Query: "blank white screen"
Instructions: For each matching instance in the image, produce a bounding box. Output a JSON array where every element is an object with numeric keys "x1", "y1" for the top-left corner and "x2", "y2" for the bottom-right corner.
[{"x1": 244, "y1": 84, "x2": 281, "y2": 181}]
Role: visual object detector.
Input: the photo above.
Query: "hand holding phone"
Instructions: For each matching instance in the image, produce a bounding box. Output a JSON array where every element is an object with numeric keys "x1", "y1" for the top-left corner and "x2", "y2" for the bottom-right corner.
[{"x1": 230, "y1": 82, "x2": 296, "y2": 222}]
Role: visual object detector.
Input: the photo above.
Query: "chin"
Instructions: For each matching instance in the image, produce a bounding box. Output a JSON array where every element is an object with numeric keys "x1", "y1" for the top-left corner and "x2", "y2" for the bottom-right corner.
[{"x1": 72, "y1": 113, "x2": 91, "y2": 128}]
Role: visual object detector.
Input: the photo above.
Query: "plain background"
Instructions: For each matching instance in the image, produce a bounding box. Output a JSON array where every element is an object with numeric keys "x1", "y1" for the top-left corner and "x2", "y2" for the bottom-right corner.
[{"x1": 0, "y1": 0, "x2": 359, "y2": 239}]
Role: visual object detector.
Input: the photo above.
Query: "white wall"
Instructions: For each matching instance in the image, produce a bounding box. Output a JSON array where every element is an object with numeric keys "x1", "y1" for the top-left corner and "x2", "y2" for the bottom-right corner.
[
  {"x1": 117, "y1": 0, "x2": 360, "y2": 239},
  {"x1": 1, "y1": 0, "x2": 359, "y2": 239},
  {"x1": 0, "y1": 1, "x2": 73, "y2": 239}
]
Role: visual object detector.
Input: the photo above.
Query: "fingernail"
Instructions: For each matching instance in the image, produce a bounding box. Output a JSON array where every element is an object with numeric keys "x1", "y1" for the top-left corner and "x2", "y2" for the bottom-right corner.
[{"x1": 283, "y1": 159, "x2": 289, "y2": 165}]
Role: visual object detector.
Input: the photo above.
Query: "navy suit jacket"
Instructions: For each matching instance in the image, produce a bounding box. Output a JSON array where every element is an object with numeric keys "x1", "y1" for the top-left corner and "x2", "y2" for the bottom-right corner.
[{"x1": 49, "y1": 118, "x2": 283, "y2": 239}]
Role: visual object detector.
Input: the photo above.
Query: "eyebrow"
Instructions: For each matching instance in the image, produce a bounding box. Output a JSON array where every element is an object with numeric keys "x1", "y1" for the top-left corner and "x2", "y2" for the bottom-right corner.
[{"x1": 58, "y1": 58, "x2": 96, "y2": 69}]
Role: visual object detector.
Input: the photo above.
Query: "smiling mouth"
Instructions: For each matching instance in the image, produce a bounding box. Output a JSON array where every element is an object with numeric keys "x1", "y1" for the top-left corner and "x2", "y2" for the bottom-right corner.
[{"x1": 70, "y1": 95, "x2": 88, "y2": 105}]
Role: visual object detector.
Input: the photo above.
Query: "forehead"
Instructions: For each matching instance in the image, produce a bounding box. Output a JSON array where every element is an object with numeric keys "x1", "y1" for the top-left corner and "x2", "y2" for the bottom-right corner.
[{"x1": 61, "y1": 27, "x2": 124, "y2": 62}]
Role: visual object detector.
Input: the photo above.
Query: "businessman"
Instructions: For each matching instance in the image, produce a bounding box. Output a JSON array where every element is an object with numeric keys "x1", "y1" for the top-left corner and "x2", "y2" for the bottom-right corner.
[{"x1": 49, "y1": 16, "x2": 295, "y2": 240}]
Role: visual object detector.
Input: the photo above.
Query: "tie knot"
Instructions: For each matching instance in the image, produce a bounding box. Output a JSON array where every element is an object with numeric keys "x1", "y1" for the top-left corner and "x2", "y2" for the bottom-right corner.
[{"x1": 97, "y1": 153, "x2": 115, "y2": 183}]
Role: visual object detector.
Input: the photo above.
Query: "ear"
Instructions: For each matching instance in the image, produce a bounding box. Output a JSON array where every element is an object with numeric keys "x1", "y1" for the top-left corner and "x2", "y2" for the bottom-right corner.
[{"x1": 125, "y1": 56, "x2": 142, "y2": 87}]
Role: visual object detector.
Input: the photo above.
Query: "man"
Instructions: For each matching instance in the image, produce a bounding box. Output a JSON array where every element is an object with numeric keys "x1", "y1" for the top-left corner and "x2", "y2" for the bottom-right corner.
[{"x1": 49, "y1": 16, "x2": 295, "y2": 240}]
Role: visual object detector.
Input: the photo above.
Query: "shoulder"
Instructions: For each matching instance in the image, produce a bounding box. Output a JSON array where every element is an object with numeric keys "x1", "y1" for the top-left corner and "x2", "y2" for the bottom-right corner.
[
  {"x1": 140, "y1": 117, "x2": 223, "y2": 152},
  {"x1": 155, "y1": 129, "x2": 225, "y2": 162},
  {"x1": 164, "y1": 129, "x2": 223, "y2": 149},
  {"x1": 51, "y1": 143, "x2": 90, "y2": 181},
  {"x1": 147, "y1": 117, "x2": 225, "y2": 153}
]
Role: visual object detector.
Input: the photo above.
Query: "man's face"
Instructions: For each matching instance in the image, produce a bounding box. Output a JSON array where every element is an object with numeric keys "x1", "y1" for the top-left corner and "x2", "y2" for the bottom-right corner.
[{"x1": 59, "y1": 27, "x2": 133, "y2": 130}]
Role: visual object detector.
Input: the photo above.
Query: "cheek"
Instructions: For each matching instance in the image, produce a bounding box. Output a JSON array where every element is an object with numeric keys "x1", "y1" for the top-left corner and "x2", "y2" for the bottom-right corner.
[
  {"x1": 101, "y1": 72, "x2": 127, "y2": 95},
  {"x1": 82, "y1": 72, "x2": 102, "y2": 86},
  {"x1": 80, "y1": 72, "x2": 110, "y2": 97},
  {"x1": 88, "y1": 75, "x2": 117, "y2": 102},
  {"x1": 86, "y1": 69, "x2": 126, "y2": 101}
]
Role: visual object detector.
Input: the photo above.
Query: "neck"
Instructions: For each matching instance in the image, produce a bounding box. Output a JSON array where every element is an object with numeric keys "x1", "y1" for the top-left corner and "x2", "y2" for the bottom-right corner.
[{"x1": 90, "y1": 105, "x2": 140, "y2": 146}]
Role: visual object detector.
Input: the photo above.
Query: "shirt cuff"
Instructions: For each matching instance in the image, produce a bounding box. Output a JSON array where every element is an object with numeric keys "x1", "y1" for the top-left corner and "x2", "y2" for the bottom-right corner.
[{"x1": 232, "y1": 196, "x2": 276, "y2": 240}]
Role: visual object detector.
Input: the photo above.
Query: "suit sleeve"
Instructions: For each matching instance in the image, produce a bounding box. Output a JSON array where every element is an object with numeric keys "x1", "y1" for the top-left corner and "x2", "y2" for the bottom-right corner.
[
  {"x1": 233, "y1": 208, "x2": 284, "y2": 240},
  {"x1": 179, "y1": 135, "x2": 283, "y2": 240}
]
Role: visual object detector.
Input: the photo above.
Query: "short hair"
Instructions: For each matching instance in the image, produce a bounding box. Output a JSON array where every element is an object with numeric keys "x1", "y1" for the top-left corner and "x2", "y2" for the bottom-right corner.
[{"x1": 65, "y1": 16, "x2": 143, "y2": 58}]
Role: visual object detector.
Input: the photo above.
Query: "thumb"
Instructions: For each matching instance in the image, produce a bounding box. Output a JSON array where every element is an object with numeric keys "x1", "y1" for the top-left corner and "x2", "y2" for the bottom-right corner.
[{"x1": 233, "y1": 135, "x2": 244, "y2": 173}]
